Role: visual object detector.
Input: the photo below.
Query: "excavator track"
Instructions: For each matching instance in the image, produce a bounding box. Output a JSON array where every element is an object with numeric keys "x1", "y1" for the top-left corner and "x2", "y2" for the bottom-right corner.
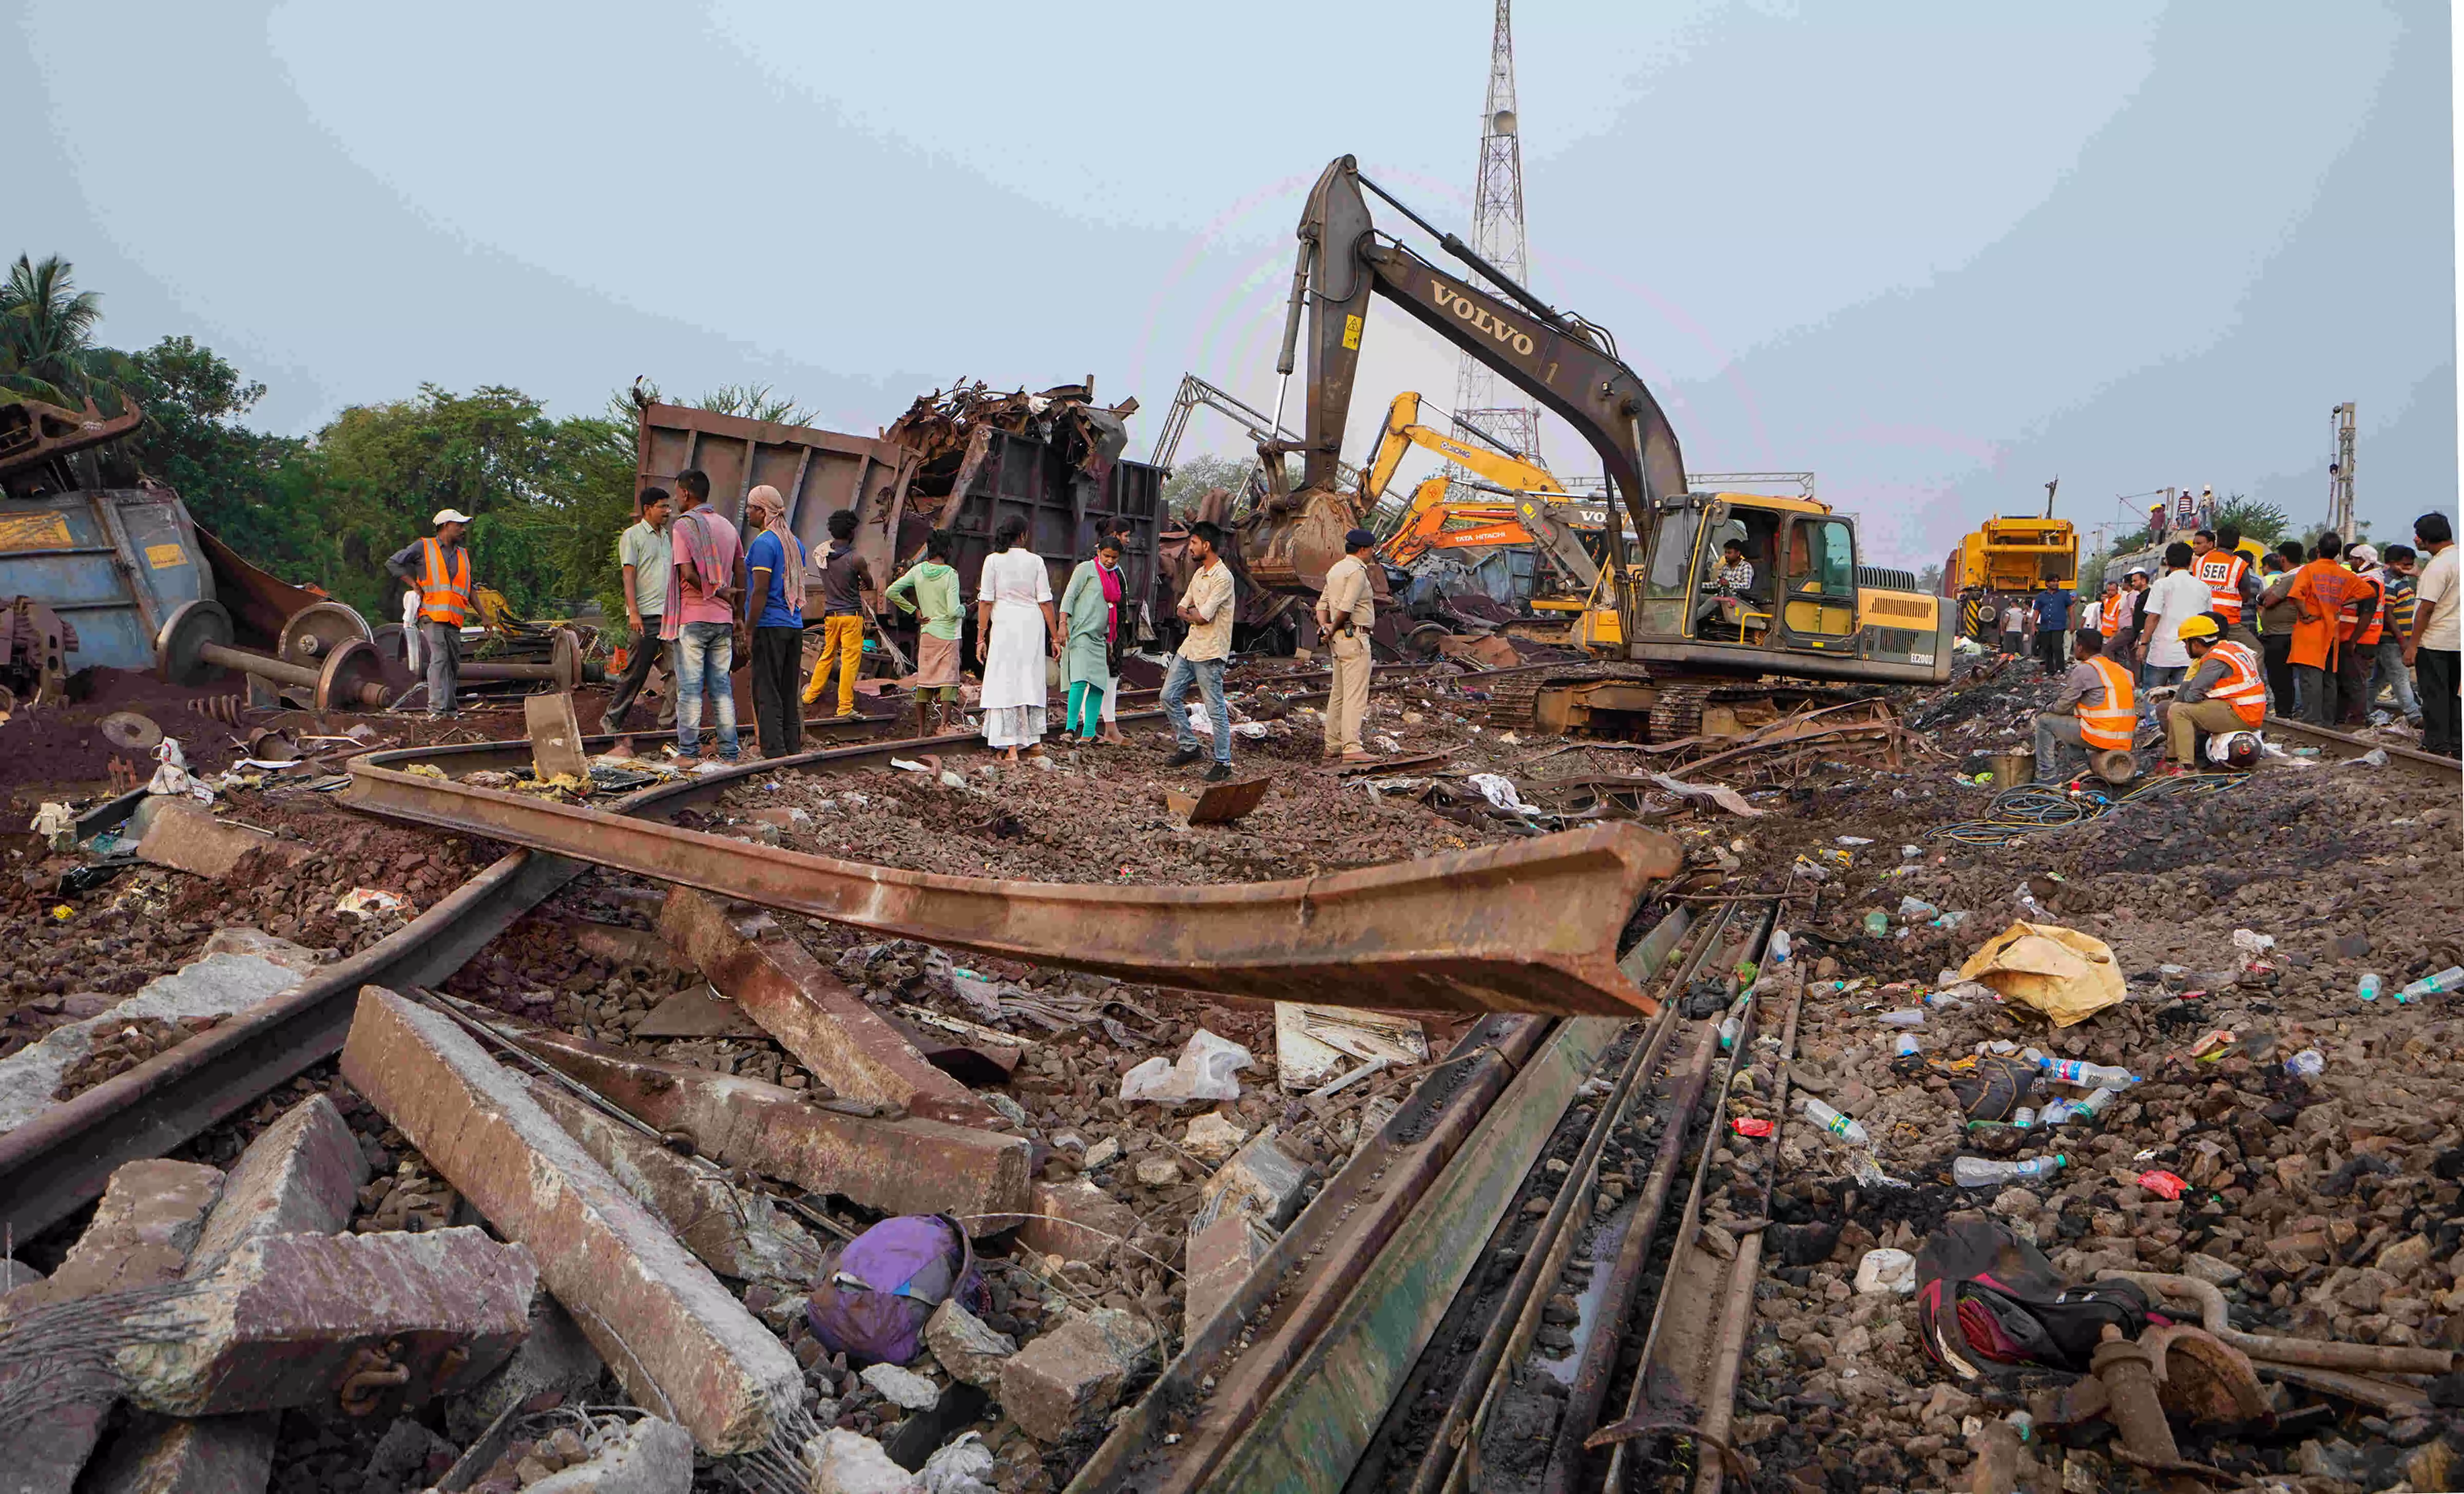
[
  {"x1": 1475, "y1": 662, "x2": 1653, "y2": 731},
  {"x1": 1473, "y1": 662, "x2": 1872, "y2": 745}
]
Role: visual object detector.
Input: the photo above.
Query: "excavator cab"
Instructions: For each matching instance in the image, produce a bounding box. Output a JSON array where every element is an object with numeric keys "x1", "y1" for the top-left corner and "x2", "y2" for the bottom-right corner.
[{"x1": 1621, "y1": 493, "x2": 1882, "y2": 678}]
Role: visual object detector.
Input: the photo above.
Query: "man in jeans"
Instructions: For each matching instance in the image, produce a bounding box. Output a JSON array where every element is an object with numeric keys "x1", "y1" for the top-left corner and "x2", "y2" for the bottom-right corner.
[
  {"x1": 2032, "y1": 586, "x2": 2072, "y2": 675},
  {"x1": 2360, "y1": 544, "x2": 2422, "y2": 727},
  {"x1": 2404, "y1": 511, "x2": 2460, "y2": 758},
  {"x1": 1162, "y1": 520, "x2": 1236, "y2": 781},
  {"x1": 662, "y1": 469, "x2": 742, "y2": 763},
  {"x1": 601, "y1": 487, "x2": 678, "y2": 736}
]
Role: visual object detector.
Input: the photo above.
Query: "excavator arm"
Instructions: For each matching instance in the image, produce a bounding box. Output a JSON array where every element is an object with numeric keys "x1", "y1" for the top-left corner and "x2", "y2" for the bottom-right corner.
[{"x1": 1284, "y1": 155, "x2": 1687, "y2": 539}]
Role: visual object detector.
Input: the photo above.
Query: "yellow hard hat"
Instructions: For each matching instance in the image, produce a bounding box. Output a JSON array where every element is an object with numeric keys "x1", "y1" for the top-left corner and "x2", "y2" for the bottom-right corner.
[{"x1": 2177, "y1": 615, "x2": 2221, "y2": 641}]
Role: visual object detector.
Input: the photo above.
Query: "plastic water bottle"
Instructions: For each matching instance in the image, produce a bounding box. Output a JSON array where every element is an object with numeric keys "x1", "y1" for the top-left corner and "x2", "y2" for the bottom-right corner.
[
  {"x1": 2358, "y1": 972, "x2": 2383, "y2": 1003},
  {"x1": 2039, "y1": 1098, "x2": 2075, "y2": 1126},
  {"x1": 2075, "y1": 1087, "x2": 2122, "y2": 1120},
  {"x1": 1877, "y1": 1009, "x2": 1926, "y2": 1029},
  {"x1": 1953, "y1": 1154, "x2": 2067, "y2": 1188},
  {"x1": 2399, "y1": 966, "x2": 2464, "y2": 1003},
  {"x1": 1893, "y1": 1033, "x2": 1920, "y2": 1059},
  {"x1": 2009, "y1": 1105, "x2": 2037, "y2": 1128},
  {"x1": 2038, "y1": 1056, "x2": 2136, "y2": 1088},
  {"x1": 1768, "y1": 928, "x2": 1793, "y2": 964},
  {"x1": 1718, "y1": 1014, "x2": 1742, "y2": 1051},
  {"x1": 1801, "y1": 1097, "x2": 1871, "y2": 1146}
]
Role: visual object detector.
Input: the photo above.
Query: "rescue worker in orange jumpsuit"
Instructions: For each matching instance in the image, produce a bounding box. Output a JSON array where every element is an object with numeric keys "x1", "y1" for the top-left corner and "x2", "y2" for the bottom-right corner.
[{"x1": 388, "y1": 508, "x2": 476, "y2": 721}]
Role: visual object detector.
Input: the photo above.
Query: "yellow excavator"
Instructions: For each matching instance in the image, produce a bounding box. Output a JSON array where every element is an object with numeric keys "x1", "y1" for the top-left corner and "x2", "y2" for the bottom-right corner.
[
  {"x1": 1357, "y1": 392, "x2": 1602, "y2": 594},
  {"x1": 1236, "y1": 155, "x2": 1951, "y2": 738}
]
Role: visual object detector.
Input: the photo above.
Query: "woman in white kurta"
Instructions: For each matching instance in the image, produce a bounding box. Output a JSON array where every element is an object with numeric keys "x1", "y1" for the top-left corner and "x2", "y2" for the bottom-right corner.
[{"x1": 973, "y1": 516, "x2": 1060, "y2": 759}]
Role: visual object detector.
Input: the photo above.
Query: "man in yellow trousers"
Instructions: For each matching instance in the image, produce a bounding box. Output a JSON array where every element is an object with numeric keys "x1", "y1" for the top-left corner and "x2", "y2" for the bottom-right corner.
[{"x1": 801, "y1": 509, "x2": 875, "y2": 718}]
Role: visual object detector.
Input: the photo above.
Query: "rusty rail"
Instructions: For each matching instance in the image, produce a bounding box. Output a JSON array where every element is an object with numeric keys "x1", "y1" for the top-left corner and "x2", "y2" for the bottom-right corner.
[
  {"x1": 342, "y1": 739, "x2": 1679, "y2": 1017},
  {"x1": 2263, "y1": 714, "x2": 2462, "y2": 783}
]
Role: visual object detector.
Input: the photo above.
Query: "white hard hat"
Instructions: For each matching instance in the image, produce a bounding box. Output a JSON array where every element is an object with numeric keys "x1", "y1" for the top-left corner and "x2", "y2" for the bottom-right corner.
[
  {"x1": 2127, "y1": 567, "x2": 2148, "y2": 577},
  {"x1": 433, "y1": 508, "x2": 474, "y2": 527}
]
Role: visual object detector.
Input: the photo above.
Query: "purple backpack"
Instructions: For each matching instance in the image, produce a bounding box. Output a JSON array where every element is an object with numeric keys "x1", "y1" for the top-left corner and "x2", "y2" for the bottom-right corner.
[{"x1": 804, "y1": 1214, "x2": 987, "y2": 1366}]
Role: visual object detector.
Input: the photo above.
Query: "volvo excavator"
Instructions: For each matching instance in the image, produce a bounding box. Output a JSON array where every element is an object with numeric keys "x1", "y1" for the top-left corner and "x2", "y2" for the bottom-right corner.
[{"x1": 1234, "y1": 155, "x2": 1952, "y2": 738}]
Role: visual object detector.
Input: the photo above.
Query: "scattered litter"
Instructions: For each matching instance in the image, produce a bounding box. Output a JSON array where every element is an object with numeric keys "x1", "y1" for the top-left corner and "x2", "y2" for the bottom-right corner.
[
  {"x1": 1897, "y1": 896, "x2": 1939, "y2": 920},
  {"x1": 147, "y1": 737, "x2": 213, "y2": 802},
  {"x1": 32, "y1": 801, "x2": 76, "y2": 851},
  {"x1": 1836, "y1": 835, "x2": 1873, "y2": 847},
  {"x1": 2134, "y1": 1170, "x2": 2188, "y2": 1201},
  {"x1": 1957, "y1": 922, "x2": 2125, "y2": 1027},
  {"x1": 335, "y1": 888, "x2": 411, "y2": 920},
  {"x1": 1121, "y1": 1029, "x2": 1254, "y2": 1104},
  {"x1": 1275, "y1": 1004, "x2": 1427, "y2": 1091},
  {"x1": 1467, "y1": 773, "x2": 1537, "y2": 814},
  {"x1": 1854, "y1": 1247, "x2": 1916, "y2": 1295},
  {"x1": 1731, "y1": 1117, "x2": 1774, "y2": 1139},
  {"x1": 807, "y1": 1214, "x2": 983, "y2": 1364},
  {"x1": 2282, "y1": 1047, "x2": 2324, "y2": 1079},
  {"x1": 1647, "y1": 772, "x2": 1763, "y2": 817},
  {"x1": 920, "y1": 1433, "x2": 997, "y2": 1494},
  {"x1": 2230, "y1": 928, "x2": 2276, "y2": 955}
]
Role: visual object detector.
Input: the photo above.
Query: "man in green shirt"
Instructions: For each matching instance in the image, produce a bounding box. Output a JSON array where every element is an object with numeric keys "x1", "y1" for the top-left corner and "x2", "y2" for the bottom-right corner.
[
  {"x1": 885, "y1": 530, "x2": 965, "y2": 737},
  {"x1": 601, "y1": 487, "x2": 678, "y2": 736}
]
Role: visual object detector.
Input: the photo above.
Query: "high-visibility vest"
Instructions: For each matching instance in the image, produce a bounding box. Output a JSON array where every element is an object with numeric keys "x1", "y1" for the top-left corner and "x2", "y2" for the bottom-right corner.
[
  {"x1": 2078, "y1": 654, "x2": 2138, "y2": 750},
  {"x1": 2336, "y1": 570, "x2": 2383, "y2": 645},
  {"x1": 417, "y1": 538, "x2": 472, "y2": 627},
  {"x1": 2202, "y1": 639, "x2": 2267, "y2": 727},
  {"x1": 2195, "y1": 550, "x2": 2249, "y2": 623},
  {"x1": 2097, "y1": 593, "x2": 2122, "y2": 637}
]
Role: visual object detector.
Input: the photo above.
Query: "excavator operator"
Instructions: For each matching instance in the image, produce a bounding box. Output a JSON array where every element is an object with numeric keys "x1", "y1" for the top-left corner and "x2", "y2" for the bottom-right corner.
[{"x1": 1696, "y1": 538, "x2": 1757, "y2": 637}]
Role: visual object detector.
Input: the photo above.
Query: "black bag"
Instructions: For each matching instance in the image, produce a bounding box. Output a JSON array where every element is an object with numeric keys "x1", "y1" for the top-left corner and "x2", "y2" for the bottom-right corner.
[{"x1": 1915, "y1": 1217, "x2": 2156, "y2": 1380}]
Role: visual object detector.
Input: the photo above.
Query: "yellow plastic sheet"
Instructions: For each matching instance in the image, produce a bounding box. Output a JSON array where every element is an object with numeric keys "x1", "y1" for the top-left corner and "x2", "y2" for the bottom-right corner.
[{"x1": 1957, "y1": 921, "x2": 2125, "y2": 1028}]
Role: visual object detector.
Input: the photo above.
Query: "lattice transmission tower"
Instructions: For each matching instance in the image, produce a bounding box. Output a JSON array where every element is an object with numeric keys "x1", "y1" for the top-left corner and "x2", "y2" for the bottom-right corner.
[{"x1": 1448, "y1": 1, "x2": 1543, "y2": 479}]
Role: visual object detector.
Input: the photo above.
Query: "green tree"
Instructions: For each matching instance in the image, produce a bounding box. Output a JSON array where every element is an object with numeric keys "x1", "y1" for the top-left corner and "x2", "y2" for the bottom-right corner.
[
  {"x1": 0, "y1": 254, "x2": 129, "y2": 408},
  {"x1": 2213, "y1": 493, "x2": 2290, "y2": 545},
  {"x1": 119, "y1": 336, "x2": 334, "y2": 584}
]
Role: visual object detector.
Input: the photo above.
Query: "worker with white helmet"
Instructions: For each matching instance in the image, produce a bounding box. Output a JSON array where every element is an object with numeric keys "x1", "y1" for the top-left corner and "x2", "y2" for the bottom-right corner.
[{"x1": 387, "y1": 508, "x2": 476, "y2": 721}]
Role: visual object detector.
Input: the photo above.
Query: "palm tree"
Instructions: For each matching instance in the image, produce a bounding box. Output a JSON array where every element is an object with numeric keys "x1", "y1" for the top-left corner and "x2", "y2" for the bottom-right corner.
[{"x1": 0, "y1": 254, "x2": 123, "y2": 408}]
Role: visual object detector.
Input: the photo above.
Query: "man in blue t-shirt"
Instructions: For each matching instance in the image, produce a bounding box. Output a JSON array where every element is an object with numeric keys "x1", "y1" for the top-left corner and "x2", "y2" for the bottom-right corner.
[
  {"x1": 2032, "y1": 588, "x2": 2074, "y2": 675},
  {"x1": 739, "y1": 486, "x2": 810, "y2": 757}
]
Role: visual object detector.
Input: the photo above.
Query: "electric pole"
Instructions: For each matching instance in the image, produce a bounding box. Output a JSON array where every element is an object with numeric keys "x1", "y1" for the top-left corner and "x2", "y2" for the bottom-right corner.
[
  {"x1": 2327, "y1": 401, "x2": 2356, "y2": 542},
  {"x1": 1449, "y1": 1, "x2": 1542, "y2": 482}
]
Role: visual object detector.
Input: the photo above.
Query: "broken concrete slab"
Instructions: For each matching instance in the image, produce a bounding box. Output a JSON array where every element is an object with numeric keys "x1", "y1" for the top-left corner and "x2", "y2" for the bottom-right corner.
[
  {"x1": 6, "y1": 1159, "x2": 223, "y2": 1311},
  {"x1": 339, "y1": 986, "x2": 802, "y2": 1453},
  {"x1": 658, "y1": 888, "x2": 989, "y2": 1125},
  {"x1": 997, "y1": 1307, "x2": 1160, "y2": 1443},
  {"x1": 2, "y1": 1158, "x2": 223, "y2": 1494},
  {"x1": 925, "y1": 1299, "x2": 1016, "y2": 1389},
  {"x1": 526, "y1": 1415, "x2": 695, "y2": 1494},
  {"x1": 515, "y1": 1029, "x2": 1030, "y2": 1236},
  {"x1": 186, "y1": 1093, "x2": 367, "y2": 1275},
  {"x1": 195, "y1": 926, "x2": 324, "y2": 974},
  {"x1": 1003, "y1": 1177, "x2": 1140, "y2": 1265},
  {"x1": 523, "y1": 1075, "x2": 824, "y2": 1286},
  {"x1": 134, "y1": 801, "x2": 307, "y2": 880},
  {"x1": 119, "y1": 1227, "x2": 532, "y2": 1418},
  {"x1": 1184, "y1": 1209, "x2": 1276, "y2": 1341},
  {"x1": 526, "y1": 692, "x2": 592, "y2": 781},
  {"x1": 88, "y1": 1095, "x2": 371, "y2": 1494},
  {"x1": 0, "y1": 951, "x2": 309, "y2": 1136},
  {"x1": 1191, "y1": 1126, "x2": 1312, "y2": 1233},
  {"x1": 804, "y1": 1428, "x2": 919, "y2": 1494},
  {"x1": 85, "y1": 1410, "x2": 276, "y2": 1494}
]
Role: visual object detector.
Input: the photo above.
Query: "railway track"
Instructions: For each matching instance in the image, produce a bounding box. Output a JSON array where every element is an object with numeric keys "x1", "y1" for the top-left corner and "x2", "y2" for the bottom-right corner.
[
  {"x1": 2263, "y1": 713, "x2": 2461, "y2": 784},
  {"x1": 0, "y1": 660, "x2": 1522, "y2": 1243}
]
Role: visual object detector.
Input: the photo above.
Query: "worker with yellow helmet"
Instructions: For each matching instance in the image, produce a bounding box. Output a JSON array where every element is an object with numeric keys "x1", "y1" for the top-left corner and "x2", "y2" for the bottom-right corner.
[{"x1": 2155, "y1": 613, "x2": 2267, "y2": 772}]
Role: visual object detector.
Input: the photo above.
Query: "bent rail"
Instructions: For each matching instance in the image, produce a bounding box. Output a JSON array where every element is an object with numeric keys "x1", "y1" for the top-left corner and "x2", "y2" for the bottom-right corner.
[{"x1": 342, "y1": 754, "x2": 1678, "y2": 1018}]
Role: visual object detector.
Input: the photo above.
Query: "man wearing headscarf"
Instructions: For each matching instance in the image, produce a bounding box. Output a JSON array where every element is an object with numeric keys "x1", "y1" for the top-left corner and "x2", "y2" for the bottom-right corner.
[{"x1": 740, "y1": 485, "x2": 809, "y2": 758}]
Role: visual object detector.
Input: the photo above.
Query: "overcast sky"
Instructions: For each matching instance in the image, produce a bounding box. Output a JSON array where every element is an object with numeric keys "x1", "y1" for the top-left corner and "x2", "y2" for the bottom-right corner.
[{"x1": 9, "y1": 1, "x2": 2452, "y2": 565}]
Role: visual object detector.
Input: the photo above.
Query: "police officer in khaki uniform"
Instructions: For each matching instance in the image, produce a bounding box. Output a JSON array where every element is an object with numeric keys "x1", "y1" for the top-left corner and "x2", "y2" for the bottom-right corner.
[{"x1": 1316, "y1": 528, "x2": 1378, "y2": 762}]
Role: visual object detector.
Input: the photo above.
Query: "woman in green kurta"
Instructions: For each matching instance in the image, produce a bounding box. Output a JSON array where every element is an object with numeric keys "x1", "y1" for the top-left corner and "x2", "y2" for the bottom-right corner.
[{"x1": 1058, "y1": 537, "x2": 1124, "y2": 743}]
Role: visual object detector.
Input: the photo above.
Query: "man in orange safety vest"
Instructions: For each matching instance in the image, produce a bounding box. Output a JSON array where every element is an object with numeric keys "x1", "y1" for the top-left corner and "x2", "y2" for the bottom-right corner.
[
  {"x1": 387, "y1": 508, "x2": 475, "y2": 721},
  {"x1": 2033, "y1": 630, "x2": 2138, "y2": 783},
  {"x1": 2157, "y1": 614, "x2": 2267, "y2": 770}
]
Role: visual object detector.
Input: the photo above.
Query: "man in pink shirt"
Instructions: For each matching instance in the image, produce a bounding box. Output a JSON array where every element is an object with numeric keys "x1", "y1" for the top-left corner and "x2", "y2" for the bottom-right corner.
[{"x1": 661, "y1": 469, "x2": 743, "y2": 761}]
